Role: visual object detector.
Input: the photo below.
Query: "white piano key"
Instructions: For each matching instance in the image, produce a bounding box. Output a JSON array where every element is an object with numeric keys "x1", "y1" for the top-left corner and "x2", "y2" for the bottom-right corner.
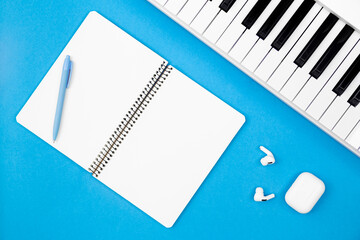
[
  {"x1": 319, "y1": 74, "x2": 360, "y2": 129},
  {"x1": 267, "y1": 8, "x2": 330, "y2": 91},
  {"x1": 241, "y1": 40, "x2": 272, "y2": 72},
  {"x1": 255, "y1": 4, "x2": 323, "y2": 81},
  {"x1": 242, "y1": 0, "x2": 304, "y2": 72},
  {"x1": 178, "y1": 0, "x2": 208, "y2": 25},
  {"x1": 306, "y1": 45, "x2": 360, "y2": 120},
  {"x1": 203, "y1": 0, "x2": 248, "y2": 44},
  {"x1": 229, "y1": 0, "x2": 280, "y2": 63},
  {"x1": 333, "y1": 104, "x2": 360, "y2": 139},
  {"x1": 319, "y1": 99, "x2": 350, "y2": 129},
  {"x1": 280, "y1": 21, "x2": 346, "y2": 100},
  {"x1": 154, "y1": 0, "x2": 168, "y2": 6},
  {"x1": 280, "y1": 69, "x2": 310, "y2": 99},
  {"x1": 306, "y1": 85, "x2": 336, "y2": 120},
  {"x1": 216, "y1": 0, "x2": 258, "y2": 53},
  {"x1": 293, "y1": 32, "x2": 360, "y2": 110},
  {"x1": 268, "y1": 61, "x2": 298, "y2": 91},
  {"x1": 346, "y1": 122, "x2": 360, "y2": 149},
  {"x1": 190, "y1": 0, "x2": 223, "y2": 34},
  {"x1": 165, "y1": 0, "x2": 188, "y2": 15}
]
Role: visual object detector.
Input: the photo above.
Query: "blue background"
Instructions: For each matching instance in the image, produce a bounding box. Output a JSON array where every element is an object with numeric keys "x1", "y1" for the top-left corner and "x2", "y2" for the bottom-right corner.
[{"x1": 1, "y1": 0, "x2": 360, "y2": 239}]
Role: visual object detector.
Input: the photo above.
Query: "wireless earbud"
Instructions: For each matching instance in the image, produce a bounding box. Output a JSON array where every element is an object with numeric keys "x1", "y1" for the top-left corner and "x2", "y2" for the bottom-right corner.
[
  {"x1": 254, "y1": 187, "x2": 275, "y2": 202},
  {"x1": 259, "y1": 146, "x2": 275, "y2": 166}
]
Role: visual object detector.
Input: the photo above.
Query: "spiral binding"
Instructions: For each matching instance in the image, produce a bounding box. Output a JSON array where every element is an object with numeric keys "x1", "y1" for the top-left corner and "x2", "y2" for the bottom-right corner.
[{"x1": 88, "y1": 61, "x2": 173, "y2": 177}]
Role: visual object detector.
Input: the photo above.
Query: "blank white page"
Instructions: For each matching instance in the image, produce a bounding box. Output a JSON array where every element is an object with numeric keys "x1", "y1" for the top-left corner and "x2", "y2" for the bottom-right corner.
[
  {"x1": 99, "y1": 67, "x2": 245, "y2": 227},
  {"x1": 16, "y1": 12, "x2": 165, "y2": 169}
]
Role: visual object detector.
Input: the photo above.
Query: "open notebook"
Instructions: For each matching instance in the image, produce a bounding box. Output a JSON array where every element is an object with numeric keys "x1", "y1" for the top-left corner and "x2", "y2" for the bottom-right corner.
[{"x1": 16, "y1": 11, "x2": 245, "y2": 227}]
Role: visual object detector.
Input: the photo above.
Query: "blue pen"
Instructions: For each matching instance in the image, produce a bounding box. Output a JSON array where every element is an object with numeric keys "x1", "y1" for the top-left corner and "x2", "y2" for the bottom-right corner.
[{"x1": 53, "y1": 55, "x2": 72, "y2": 142}]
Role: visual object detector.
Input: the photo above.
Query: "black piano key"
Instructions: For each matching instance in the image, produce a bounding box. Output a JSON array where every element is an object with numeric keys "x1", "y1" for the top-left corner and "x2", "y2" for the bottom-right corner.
[
  {"x1": 310, "y1": 25, "x2": 354, "y2": 79},
  {"x1": 333, "y1": 54, "x2": 360, "y2": 96},
  {"x1": 219, "y1": 0, "x2": 237, "y2": 13},
  {"x1": 348, "y1": 85, "x2": 360, "y2": 107},
  {"x1": 294, "y1": 13, "x2": 338, "y2": 68},
  {"x1": 271, "y1": 0, "x2": 315, "y2": 51},
  {"x1": 242, "y1": 0, "x2": 271, "y2": 29},
  {"x1": 257, "y1": 0, "x2": 294, "y2": 40}
]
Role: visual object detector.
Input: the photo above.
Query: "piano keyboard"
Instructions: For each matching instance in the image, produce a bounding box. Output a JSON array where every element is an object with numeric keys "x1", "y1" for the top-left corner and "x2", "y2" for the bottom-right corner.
[{"x1": 148, "y1": 0, "x2": 360, "y2": 158}]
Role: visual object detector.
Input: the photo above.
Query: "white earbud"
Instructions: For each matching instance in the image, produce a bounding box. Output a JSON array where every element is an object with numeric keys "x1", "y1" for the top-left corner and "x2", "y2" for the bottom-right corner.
[
  {"x1": 259, "y1": 146, "x2": 275, "y2": 166},
  {"x1": 254, "y1": 187, "x2": 275, "y2": 202}
]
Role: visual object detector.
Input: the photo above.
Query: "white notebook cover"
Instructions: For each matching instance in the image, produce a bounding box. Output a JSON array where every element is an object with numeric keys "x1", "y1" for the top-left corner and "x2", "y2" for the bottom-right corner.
[{"x1": 16, "y1": 11, "x2": 245, "y2": 227}]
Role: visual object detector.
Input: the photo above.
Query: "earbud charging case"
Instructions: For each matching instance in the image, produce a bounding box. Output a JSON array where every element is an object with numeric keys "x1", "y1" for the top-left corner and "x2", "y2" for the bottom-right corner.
[{"x1": 285, "y1": 172, "x2": 325, "y2": 214}]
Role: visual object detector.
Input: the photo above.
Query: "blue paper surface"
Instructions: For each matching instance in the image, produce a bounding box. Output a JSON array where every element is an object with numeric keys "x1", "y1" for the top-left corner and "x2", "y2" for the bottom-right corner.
[{"x1": 1, "y1": 0, "x2": 360, "y2": 239}]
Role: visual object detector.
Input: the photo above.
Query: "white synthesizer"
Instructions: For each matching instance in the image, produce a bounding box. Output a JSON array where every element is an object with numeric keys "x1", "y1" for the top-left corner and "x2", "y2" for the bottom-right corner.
[{"x1": 147, "y1": 0, "x2": 360, "y2": 157}]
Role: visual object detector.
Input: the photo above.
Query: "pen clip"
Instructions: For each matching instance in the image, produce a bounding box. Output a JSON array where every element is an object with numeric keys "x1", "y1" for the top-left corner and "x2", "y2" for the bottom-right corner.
[{"x1": 66, "y1": 60, "x2": 72, "y2": 88}]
